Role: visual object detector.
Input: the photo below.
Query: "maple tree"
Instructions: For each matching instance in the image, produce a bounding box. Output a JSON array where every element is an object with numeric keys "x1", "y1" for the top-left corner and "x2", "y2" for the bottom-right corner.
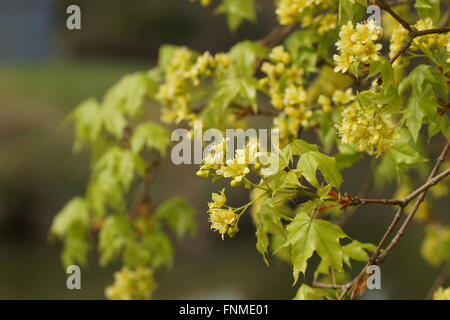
[{"x1": 51, "y1": 0, "x2": 450, "y2": 300}]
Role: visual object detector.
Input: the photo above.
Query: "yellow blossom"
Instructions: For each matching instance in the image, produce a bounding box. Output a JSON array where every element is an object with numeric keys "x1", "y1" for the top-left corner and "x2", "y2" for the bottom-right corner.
[
  {"x1": 220, "y1": 158, "x2": 250, "y2": 185},
  {"x1": 156, "y1": 48, "x2": 231, "y2": 126},
  {"x1": 315, "y1": 14, "x2": 337, "y2": 35},
  {"x1": 336, "y1": 102, "x2": 398, "y2": 156},
  {"x1": 190, "y1": 0, "x2": 211, "y2": 7},
  {"x1": 269, "y1": 45, "x2": 291, "y2": 64},
  {"x1": 332, "y1": 88, "x2": 354, "y2": 105},
  {"x1": 284, "y1": 85, "x2": 308, "y2": 106},
  {"x1": 318, "y1": 95, "x2": 332, "y2": 112},
  {"x1": 105, "y1": 267, "x2": 156, "y2": 300},
  {"x1": 334, "y1": 20, "x2": 383, "y2": 74},
  {"x1": 433, "y1": 287, "x2": 450, "y2": 300},
  {"x1": 209, "y1": 207, "x2": 238, "y2": 239},
  {"x1": 209, "y1": 188, "x2": 227, "y2": 209}
]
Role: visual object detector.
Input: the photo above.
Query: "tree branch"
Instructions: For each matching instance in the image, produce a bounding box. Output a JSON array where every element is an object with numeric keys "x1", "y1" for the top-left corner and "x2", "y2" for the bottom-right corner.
[
  {"x1": 340, "y1": 140, "x2": 450, "y2": 299},
  {"x1": 312, "y1": 281, "x2": 353, "y2": 289},
  {"x1": 257, "y1": 24, "x2": 297, "y2": 48},
  {"x1": 375, "y1": 0, "x2": 450, "y2": 64},
  {"x1": 340, "y1": 167, "x2": 450, "y2": 211},
  {"x1": 376, "y1": 0, "x2": 413, "y2": 32}
]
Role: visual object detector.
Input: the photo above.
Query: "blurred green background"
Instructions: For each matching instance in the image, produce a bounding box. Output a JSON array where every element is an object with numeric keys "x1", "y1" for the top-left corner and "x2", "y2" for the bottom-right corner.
[{"x1": 0, "y1": 0, "x2": 447, "y2": 299}]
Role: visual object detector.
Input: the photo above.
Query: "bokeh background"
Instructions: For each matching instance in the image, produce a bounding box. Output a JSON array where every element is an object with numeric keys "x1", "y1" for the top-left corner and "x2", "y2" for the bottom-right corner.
[{"x1": 0, "y1": 0, "x2": 448, "y2": 299}]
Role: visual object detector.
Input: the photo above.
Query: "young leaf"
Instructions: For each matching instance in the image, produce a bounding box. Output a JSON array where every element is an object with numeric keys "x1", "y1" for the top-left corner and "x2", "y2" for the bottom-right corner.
[
  {"x1": 131, "y1": 122, "x2": 170, "y2": 156},
  {"x1": 338, "y1": 0, "x2": 367, "y2": 25},
  {"x1": 294, "y1": 284, "x2": 334, "y2": 300},
  {"x1": 297, "y1": 151, "x2": 343, "y2": 188},
  {"x1": 284, "y1": 139, "x2": 320, "y2": 157},
  {"x1": 215, "y1": 0, "x2": 256, "y2": 32},
  {"x1": 68, "y1": 98, "x2": 102, "y2": 151},
  {"x1": 415, "y1": 0, "x2": 441, "y2": 24},
  {"x1": 99, "y1": 214, "x2": 134, "y2": 266},
  {"x1": 155, "y1": 197, "x2": 197, "y2": 239},
  {"x1": 50, "y1": 197, "x2": 90, "y2": 267},
  {"x1": 389, "y1": 130, "x2": 427, "y2": 165},
  {"x1": 277, "y1": 203, "x2": 348, "y2": 284},
  {"x1": 255, "y1": 202, "x2": 282, "y2": 264}
]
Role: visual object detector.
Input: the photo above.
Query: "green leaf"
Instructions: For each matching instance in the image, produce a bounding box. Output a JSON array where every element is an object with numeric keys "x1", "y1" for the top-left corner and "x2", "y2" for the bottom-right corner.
[
  {"x1": 215, "y1": 0, "x2": 257, "y2": 31},
  {"x1": 209, "y1": 77, "x2": 241, "y2": 111},
  {"x1": 399, "y1": 65, "x2": 447, "y2": 97},
  {"x1": 67, "y1": 98, "x2": 102, "y2": 151},
  {"x1": 101, "y1": 104, "x2": 128, "y2": 139},
  {"x1": 277, "y1": 204, "x2": 348, "y2": 284},
  {"x1": 158, "y1": 45, "x2": 185, "y2": 69},
  {"x1": 99, "y1": 214, "x2": 133, "y2": 266},
  {"x1": 369, "y1": 57, "x2": 394, "y2": 88},
  {"x1": 271, "y1": 169, "x2": 302, "y2": 196},
  {"x1": 294, "y1": 284, "x2": 333, "y2": 300},
  {"x1": 285, "y1": 30, "x2": 320, "y2": 61},
  {"x1": 389, "y1": 130, "x2": 428, "y2": 165},
  {"x1": 406, "y1": 95, "x2": 425, "y2": 142},
  {"x1": 338, "y1": 0, "x2": 367, "y2": 25},
  {"x1": 146, "y1": 68, "x2": 160, "y2": 99},
  {"x1": 104, "y1": 73, "x2": 148, "y2": 117},
  {"x1": 255, "y1": 201, "x2": 287, "y2": 265},
  {"x1": 50, "y1": 197, "x2": 90, "y2": 267},
  {"x1": 314, "y1": 240, "x2": 375, "y2": 279},
  {"x1": 51, "y1": 197, "x2": 89, "y2": 237},
  {"x1": 131, "y1": 122, "x2": 170, "y2": 156},
  {"x1": 238, "y1": 77, "x2": 259, "y2": 113},
  {"x1": 87, "y1": 147, "x2": 140, "y2": 216},
  {"x1": 415, "y1": 0, "x2": 441, "y2": 24},
  {"x1": 123, "y1": 228, "x2": 174, "y2": 269},
  {"x1": 155, "y1": 197, "x2": 197, "y2": 239},
  {"x1": 284, "y1": 139, "x2": 320, "y2": 157},
  {"x1": 230, "y1": 41, "x2": 268, "y2": 76},
  {"x1": 297, "y1": 151, "x2": 343, "y2": 188},
  {"x1": 342, "y1": 240, "x2": 376, "y2": 265}
]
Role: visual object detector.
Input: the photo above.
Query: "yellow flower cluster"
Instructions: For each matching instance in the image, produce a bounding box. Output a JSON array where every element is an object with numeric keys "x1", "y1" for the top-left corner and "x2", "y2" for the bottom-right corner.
[
  {"x1": 275, "y1": 0, "x2": 333, "y2": 25},
  {"x1": 389, "y1": 19, "x2": 450, "y2": 64},
  {"x1": 190, "y1": 0, "x2": 211, "y2": 7},
  {"x1": 334, "y1": 20, "x2": 383, "y2": 74},
  {"x1": 447, "y1": 36, "x2": 450, "y2": 63},
  {"x1": 336, "y1": 102, "x2": 398, "y2": 156},
  {"x1": 332, "y1": 88, "x2": 354, "y2": 105},
  {"x1": 156, "y1": 48, "x2": 230, "y2": 126},
  {"x1": 259, "y1": 46, "x2": 312, "y2": 146},
  {"x1": 302, "y1": 13, "x2": 337, "y2": 35},
  {"x1": 389, "y1": 24, "x2": 408, "y2": 62},
  {"x1": 433, "y1": 287, "x2": 450, "y2": 300},
  {"x1": 208, "y1": 189, "x2": 239, "y2": 239},
  {"x1": 421, "y1": 224, "x2": 450, "y2": 266},
  {"x1": 105, "y1": 267, "x2": 156, "y2": 300},
  {"x1": 411, "y1": 19, "x2": 449, "y2": 53},
  {"x1": 196, "y1": 138, "x2": 262, "y2": 186}
]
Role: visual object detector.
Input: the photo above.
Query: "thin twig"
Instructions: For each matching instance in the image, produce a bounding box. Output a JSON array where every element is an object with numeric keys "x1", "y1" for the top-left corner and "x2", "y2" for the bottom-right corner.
[
  {"x1": 340, "y1": 140, "x2": 450, "y2": 299},
  {"x1": 376, "y1": 0, "x2": 413, "y2": 32},
  {"x1": 257, "y1": 24, "x2": 297, "y2": 48},
  {"x1": 340, "y1": 168, "x2": 450, "y2": 209},
  {"x1": 312, "y1": 281, "x2": 353, "y2": 289},
  {"x1": 375, "y1": 0, "x2": 450, "y2": 64},
  {"x1": 337, "y1": 165, "x2": 374, "y2": 226},
  {"x1": 377, "y1": 145, "x2": 450, "y2": 263}
]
